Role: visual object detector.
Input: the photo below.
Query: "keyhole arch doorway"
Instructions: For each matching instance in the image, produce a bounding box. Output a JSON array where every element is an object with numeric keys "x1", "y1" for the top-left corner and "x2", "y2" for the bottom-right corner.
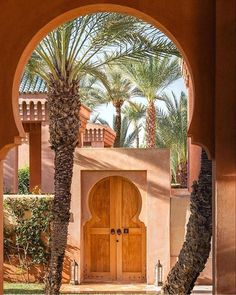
[{"x1": 83, "y1": 175, "x2": 146, "y2": 282}]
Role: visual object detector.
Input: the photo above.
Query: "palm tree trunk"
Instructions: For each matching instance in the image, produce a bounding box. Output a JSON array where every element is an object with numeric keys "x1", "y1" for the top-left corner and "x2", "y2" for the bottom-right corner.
[
  {"x1": 45, "y1": 80, "x2": 80, "y2": 294},
  {"x1": 114, "y1": 102, "x2": 122, "y2": 147},
  {"x1": 45, "y1": 146, "x2": 74, "y2": 294},
  {"x1": 146, "y1": 101, "x2": 156, "y2": 148},
  {"x1": 177, "y1": 162, "x2": 188, "y2": 188},
  {"x1": 162, "y1": 149, "x2": 212, "y2": 294},
  {"x1": 136, "y1": 131, "x2": 140, "y2": 148},
  {"x1": 134, "y1": 122, "x2": 140, "y2": 148}
]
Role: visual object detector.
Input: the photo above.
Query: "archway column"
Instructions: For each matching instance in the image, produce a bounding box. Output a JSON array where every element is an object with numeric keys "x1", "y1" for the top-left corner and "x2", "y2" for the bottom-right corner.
[
  {"x1": 24, "y1": 123, "x2": 42, "y2": 191},
  {"x1": 214, "y1": 1, "x2": 236, "y2": 293},
  {"x1": 29, "y1": 123, "x2": 42, "y2": 191}
]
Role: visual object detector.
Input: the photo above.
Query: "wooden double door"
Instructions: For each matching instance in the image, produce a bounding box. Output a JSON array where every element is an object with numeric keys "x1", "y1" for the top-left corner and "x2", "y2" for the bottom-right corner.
[{"x1": 84, "y1": 176, "x2": 146, "y2": 282}]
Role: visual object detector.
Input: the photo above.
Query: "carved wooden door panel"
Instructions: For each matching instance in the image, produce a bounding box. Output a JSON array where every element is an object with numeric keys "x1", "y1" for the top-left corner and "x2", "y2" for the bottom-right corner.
[
  {"x1": 84, "y1": 176, "x2": 146, "y2": 282},
  {"x1": 84, "y1": 178, "x2": 116, "y2": 281},
  {"x1": 116, "y1": 177, "x2": 146, "y2": 282}
]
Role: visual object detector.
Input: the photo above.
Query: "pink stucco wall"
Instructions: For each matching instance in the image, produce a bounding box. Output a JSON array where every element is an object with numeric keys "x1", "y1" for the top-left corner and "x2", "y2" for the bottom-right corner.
[
  {"x1": 41, "y1": 123, "x2": 54, "y2": 193},
  {"x1": 68, "y1": 148, "x2": 171, "y2": 284}
]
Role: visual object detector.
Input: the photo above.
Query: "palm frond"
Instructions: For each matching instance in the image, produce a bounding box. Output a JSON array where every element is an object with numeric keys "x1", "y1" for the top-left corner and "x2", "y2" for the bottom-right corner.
[{"x1": 156, "y1": 92, "x2": 187, "y2": 182}]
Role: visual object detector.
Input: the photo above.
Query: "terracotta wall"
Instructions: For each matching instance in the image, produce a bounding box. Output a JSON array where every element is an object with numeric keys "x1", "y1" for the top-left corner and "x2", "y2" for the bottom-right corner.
[{"x1": 215, "y1": 1, "x2": 236, "y2": 293}]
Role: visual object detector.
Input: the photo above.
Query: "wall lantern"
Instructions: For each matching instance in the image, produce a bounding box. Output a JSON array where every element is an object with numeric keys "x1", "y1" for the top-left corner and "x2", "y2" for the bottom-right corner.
[
  {"x1": 70, "y1": 260, "x2": 79, "y2": 285},
  {"x1": 154, "y1": 260, "x2": 163, "y2": 286}
]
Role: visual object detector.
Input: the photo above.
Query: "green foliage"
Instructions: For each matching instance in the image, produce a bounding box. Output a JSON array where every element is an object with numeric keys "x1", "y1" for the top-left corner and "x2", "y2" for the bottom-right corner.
[
  {"x1": 93, "y1": 115, "x2": 138, "y2": 147},
  {"x1": 122, "y1": 103, "x2": 146, "y2": 147},
  {"x1": 18, "y1": 167, "x2": 30, "y2": 194},
  {"x1": 120, "y1": 56, "x2": 181, "y2": 102},
  {"x1": 83, "y1": 67, "x2": 134, "y2": 108},
  {"x1": 4, "y1": 196, "x2": 53, "y2": 282},
  {"x1": 156, "y1": 92, "x2": 187, "y2": 185},
  {"x1": 25, "y1": 13, "x2": 178, "y2": 87}
]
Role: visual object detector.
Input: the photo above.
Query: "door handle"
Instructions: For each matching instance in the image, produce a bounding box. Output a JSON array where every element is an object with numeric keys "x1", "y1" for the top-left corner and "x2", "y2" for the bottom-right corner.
[
  {"x1": 110, "y1": 228, "x2": 115, "y2": 235},
  {"x1": 117, "y1": 228, "x2": 122, "y2": 235}
]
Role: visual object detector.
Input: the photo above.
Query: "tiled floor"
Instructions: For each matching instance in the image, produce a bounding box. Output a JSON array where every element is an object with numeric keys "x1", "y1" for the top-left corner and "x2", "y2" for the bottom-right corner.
[{"x1": 61, "y1": 283, "x2": 212, "y2": 294}]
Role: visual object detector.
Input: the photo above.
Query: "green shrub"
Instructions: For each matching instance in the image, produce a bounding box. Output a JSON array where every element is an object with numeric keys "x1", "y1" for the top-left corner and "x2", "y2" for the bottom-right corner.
[
  {"x1": 18, "y1": 167, "x2": 30, "y2": 194},
  {"x1": 4, "y1": 196, "x2": 53, "y2": 282}
]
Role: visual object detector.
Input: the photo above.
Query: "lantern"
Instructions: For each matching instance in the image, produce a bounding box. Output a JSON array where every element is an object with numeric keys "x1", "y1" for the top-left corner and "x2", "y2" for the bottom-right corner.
[
  {"x1": 154, "y1": 260, "x2": 163, "y2": 286},
  {"x1": 70, "y1": 260, "x2": 79, "y2": 285}
]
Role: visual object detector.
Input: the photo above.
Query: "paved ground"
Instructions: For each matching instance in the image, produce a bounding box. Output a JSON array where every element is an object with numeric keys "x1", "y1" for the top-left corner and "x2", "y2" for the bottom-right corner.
[{"x1": 61, "y1": 283, "x2": 212, "y2": 294}]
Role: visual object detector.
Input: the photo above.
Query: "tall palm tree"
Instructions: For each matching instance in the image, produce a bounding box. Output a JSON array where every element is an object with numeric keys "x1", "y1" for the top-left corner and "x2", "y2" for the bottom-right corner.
[
  {"x1": 94, "y1": 115, "x2": 138, "y2": 147},
  {"x1": 24, "y1": 12, "x2": 180, "y2": 293},
  {"x1": 156, "y1": 92, "x2": 187, "y2": 186},
  {"x1": 162, "y1": 149, "x2": 212, "y2": 294},
  {"x1": 122, "y1": 102, "x2": 146, "y2": 147},
  {"x1": 121, "y1": 56, "x2": 181, "y2": 148},
  {"x1": 84, "y1": 67, "x2": 134, "y2": 147}
]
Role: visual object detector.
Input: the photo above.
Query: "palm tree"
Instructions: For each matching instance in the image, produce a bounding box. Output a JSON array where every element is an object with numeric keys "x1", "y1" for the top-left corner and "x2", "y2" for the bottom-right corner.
[
  {"x1": 122, "y1": 102, "x2": 146, "y2": 147},
  {"x1": 156, "y1": 92, "x2": 187, "y2": 186},
  {"x1": 162, "y1": 149, "x2": 212, "y2": 294},
  {"x1": 121, "y1": 56, "x2": 181, "y2": 148},
  {"x1": 94, "y1": 115, "x2": 138, "y2": 147},
  {"x1": 84, "y1": 67, "x2": 134, "y2": 147},
  {"x1": 24, "y1": 12, "x2": 180, "y2": 293}
]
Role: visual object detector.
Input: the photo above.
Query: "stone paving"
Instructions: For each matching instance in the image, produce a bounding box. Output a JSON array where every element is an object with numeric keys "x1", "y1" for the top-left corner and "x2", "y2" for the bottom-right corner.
[{"x1": 61, "y1": 283, "x2": 212, "y2": 294}]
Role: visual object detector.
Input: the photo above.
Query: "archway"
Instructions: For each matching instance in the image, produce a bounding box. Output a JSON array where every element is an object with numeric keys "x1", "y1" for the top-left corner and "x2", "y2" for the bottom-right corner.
[
  {"x1": 0, "y1": 1, "x2": 216, "y2": 294},
  {"x1": 5, "y1": 2, "x2": 214, "y2": 159}
]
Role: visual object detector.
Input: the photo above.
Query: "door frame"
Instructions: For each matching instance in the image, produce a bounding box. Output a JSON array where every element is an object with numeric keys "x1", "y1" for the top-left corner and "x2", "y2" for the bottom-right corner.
[{"x1": 83, "y1": 175, "x2": 146, "y2": 282}]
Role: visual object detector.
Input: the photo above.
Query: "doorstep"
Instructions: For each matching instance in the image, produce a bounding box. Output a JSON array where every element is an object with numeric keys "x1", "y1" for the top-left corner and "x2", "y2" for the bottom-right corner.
[
  {"x1": 60, "y1": 283, "x2": 212, "y2": 294},
  {"x1": 60, "y1": 283, "x2": 160, "y2": 294}
]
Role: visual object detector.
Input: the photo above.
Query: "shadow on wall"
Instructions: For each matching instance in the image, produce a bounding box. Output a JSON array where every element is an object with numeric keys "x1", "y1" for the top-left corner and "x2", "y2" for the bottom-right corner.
[
  {"x1": 74, "y1": 149, "x2": 170, "y2": 200},
  {"x1": 63, "y1": 244, "x2": 80, "y2": 283},
  {"x1": 4, "y1": 262, "x2": 45, "y2": 283}
]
